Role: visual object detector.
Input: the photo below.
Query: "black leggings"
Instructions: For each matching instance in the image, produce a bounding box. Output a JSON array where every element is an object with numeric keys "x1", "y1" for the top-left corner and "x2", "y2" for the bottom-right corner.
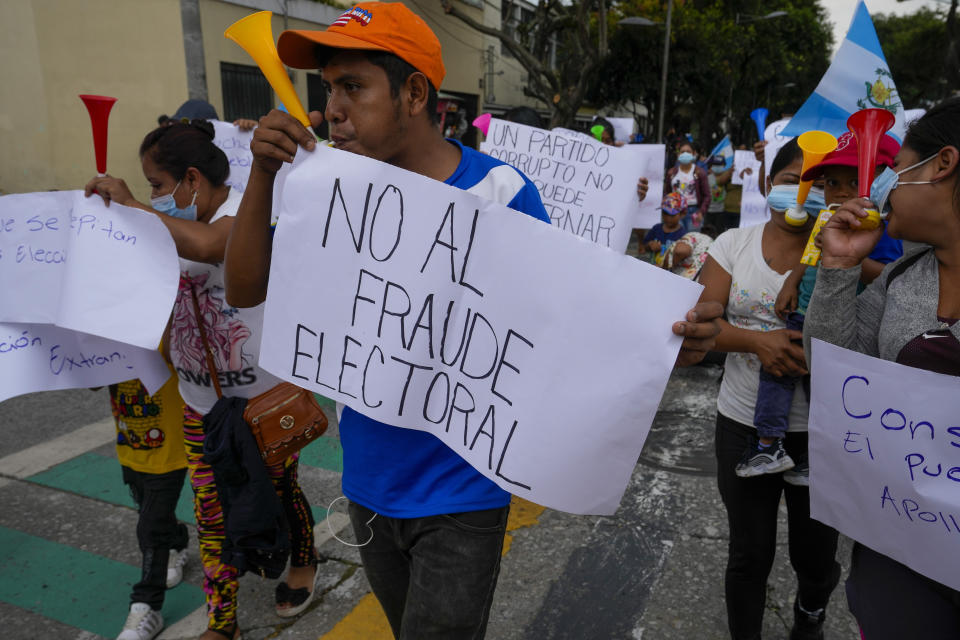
[
  {"x1": 715, "y1": 413, "x2": 841, "y2": 640},
  {"x1": 847, "y1": 543, "x2": 960, "y2": 639}
]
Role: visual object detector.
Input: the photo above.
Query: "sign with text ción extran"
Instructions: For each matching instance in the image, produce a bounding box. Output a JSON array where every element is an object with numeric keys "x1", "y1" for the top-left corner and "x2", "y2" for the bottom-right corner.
[
  {"x1": 0, "y1": 192, "x2": 179, "y2": 349},
  {"x1": 260, "y1": 146, "x2": 702, "y2": 515},
  {"x1": 0, "y1": 322, "x2": 171, "y2": 402},
  {"x1": 212, "y1": 120, "x2": 254, "y2": 194},
  {"x1": 479, "y1": 118, "x2": 664, "y2": 251},
  {"x1": 732, "y1": 150, "x2": 769, "y2": 228},
  {"x1": 809, "y1": 339, "x2": 960, "y2": 591}
]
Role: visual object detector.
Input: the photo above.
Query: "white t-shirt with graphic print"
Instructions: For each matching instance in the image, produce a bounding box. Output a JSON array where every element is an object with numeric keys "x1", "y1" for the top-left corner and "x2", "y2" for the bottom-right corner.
[
  {"x1": 707, "y1": 223, "x2": 809, "y2": 431},
  {"x1": 169, "y1": 189, "x2": 281, "y2": 414}
]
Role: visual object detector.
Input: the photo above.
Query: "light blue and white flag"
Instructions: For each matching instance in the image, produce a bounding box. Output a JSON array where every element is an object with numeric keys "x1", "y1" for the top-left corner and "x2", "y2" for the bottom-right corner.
[
  {"x1": 708, "y1": 135, "x2": 734, "y2": 170},
  {"x1": 782, "y1": 0, "x2": 905, "y2": 142}
]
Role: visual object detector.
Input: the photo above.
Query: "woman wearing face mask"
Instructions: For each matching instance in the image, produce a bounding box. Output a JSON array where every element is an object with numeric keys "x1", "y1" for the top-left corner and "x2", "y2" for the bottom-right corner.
[
  {"x1": 697, "y1": 138, "x2": 841, "y2": 640},
  {"x1": 805, "y1": 99, "x2": 960, "y2": 638},
  {"x1": 666, "y1": 141, "x2": 711, "y2": 232},
  {"x1": 86, "y1": 121, "x2": 319, "y2": 640}
]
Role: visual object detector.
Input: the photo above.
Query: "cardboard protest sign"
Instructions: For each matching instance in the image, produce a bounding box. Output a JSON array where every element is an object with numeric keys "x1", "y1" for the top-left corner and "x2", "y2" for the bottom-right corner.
[
  {"x1": 733, "y1": 150, "x2": 769, "y2": 228},
  {"x1": 809, "y1": 340, "x2": 960, "y2": 591},
  {"x1": 479, "y1": 118, "x2": 658, "y2": 252},
  {"x1": 0, "y1": 322, "x2": 170, "y2": 402},
  {"x1": 0, "y1": 192, "x2": 179, "y2": 349},
  {"x1": 212, "y1": 121, "x2": 254, "y2": 194},
  {"x1": 259, "y1": 146, "x2": 703, "y2": 515}
]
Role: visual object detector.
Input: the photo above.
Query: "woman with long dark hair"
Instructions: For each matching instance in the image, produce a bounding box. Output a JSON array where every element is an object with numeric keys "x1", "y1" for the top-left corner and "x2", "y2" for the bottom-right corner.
[
  {"x1": 806, "y1": 98, "x2": 960, "y2": 638},
  {"x1": 86, "y1": 121, "x2": 318, "y2": 640}
]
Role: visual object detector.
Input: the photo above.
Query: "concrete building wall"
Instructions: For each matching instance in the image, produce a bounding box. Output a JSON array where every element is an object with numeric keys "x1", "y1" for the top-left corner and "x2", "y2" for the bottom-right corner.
[
  {"x1": 0, "y1": 0, "x2": 544, "y2": 197},
  {"x1": 0, "y1": 0, "x2": 187, "y2": 198}
]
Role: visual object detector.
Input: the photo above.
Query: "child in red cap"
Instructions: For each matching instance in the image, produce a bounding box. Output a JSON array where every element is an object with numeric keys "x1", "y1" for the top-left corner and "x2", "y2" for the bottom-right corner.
[{"x1": 736, "y1": 129, "x2": 903, "y2": 484}]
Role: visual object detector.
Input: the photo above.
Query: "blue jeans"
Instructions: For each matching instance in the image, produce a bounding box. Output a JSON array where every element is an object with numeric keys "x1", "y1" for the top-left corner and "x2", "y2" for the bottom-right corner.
[
  {"x1": 348, "y1": 502, "x2": 509, "y2": 640},
  {"x1": 753, "y1": 312, "x2": 809, "y2": 439}
]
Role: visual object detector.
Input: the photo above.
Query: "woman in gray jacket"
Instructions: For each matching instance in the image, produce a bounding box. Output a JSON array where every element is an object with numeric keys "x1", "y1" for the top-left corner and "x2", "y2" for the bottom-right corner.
[{"x1": 805, "y1": 98, "x2": 960, "y2": 638}]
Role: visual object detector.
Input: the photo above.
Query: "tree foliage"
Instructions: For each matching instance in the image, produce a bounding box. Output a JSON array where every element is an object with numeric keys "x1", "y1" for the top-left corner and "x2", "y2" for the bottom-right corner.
[
  {"x1": 594, "y1": 0, "x2": 832, "y2": 146},
  {"x1": 875, "y1": 6, "x2": 953, "y2": 107},
  {"x1": 440, "y1": 0, "x2": 611, "y2": 128},
  {"x1": 439, "y1": 0, "x2": 832, "y2": 142}
]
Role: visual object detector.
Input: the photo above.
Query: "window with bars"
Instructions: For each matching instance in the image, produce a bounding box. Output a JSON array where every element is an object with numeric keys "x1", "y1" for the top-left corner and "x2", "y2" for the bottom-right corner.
[{"x1": 221, "y1": 62, "x2": 273, "y2": 122}]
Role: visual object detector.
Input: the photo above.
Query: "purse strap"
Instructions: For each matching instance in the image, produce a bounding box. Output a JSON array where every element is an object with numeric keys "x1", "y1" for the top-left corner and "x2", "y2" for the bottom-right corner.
[{"x1": 188, "y1": 281, "x2": 224, "y2": 399}]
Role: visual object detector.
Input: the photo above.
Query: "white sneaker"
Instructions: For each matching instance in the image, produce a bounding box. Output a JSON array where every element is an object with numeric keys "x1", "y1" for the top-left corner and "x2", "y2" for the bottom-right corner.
[
  {"x1": 166, "y1": 548, "x2": 188, "y2": 588},
  {"x1": 117, "y1": 602, "x2": 163, "y2": 640}
]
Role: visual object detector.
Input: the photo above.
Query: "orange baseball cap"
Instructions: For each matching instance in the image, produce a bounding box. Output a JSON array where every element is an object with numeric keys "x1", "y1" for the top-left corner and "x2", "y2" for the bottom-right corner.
[{"x1": 277, "y1": 2, "x2": 445, "y2": 90}]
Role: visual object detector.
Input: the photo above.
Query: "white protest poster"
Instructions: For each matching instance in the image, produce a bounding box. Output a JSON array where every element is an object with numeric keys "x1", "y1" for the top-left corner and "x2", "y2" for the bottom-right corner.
[
  {"x1": 809, "y1": 339, "x2": 960, "y2": 591},
  {"x1": 479, "y1": 118, "x2": 644, "y2": 252},
  {"x1": 734, "y1": 150, "x2": 769, "y2": 228},
  {"x1": 212, "y1": 121, "x2": 254, "y2": 194},
  {"x1": 0, "y1": 191, "x2": 75, "y2": 323},
  {"x1": 0, "y1": 322, "x2": 171, "y2": 402},
  {"x1": 622, "y1": 144, "x2": 666, "y2": 229},
  {"x1": 731, "y1": 150, "x2": 760, "y2": 186},
  {"x1": 57, "y1": 195, "x2": 179, "y2": 349},
  {"x1": 259, "y1": 146, "x2": 703, "y2": 515},
  {"x1": 0, "y1": 192, "x2": 180, "y2": 349},
  {"x1": 608, "y1": 117, "x2": 634, "y2": 144},
  {"x1": 764, "y1": 117, "x2": 792, "y2": 172}
]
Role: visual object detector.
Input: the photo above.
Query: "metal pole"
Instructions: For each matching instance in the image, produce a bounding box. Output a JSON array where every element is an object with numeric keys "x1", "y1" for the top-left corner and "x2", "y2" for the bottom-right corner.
[{"x1": 657, "y1": 0, "x2": 673, "y2": 143}]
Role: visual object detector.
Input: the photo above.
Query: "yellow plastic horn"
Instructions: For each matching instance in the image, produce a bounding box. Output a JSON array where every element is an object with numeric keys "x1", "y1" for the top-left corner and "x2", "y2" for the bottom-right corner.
[
  {"x1": 224, "y1": 11, "x2": 311, "y2": 128},
  {"x1": 785, "y1": 130, "x2": 838, "y2": 226}
]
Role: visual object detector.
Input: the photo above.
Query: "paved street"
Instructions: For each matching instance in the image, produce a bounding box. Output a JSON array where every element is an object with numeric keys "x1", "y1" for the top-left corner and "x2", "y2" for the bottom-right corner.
[{"x1": 0, "y1": 364, "x2": 861, "y2": 639}]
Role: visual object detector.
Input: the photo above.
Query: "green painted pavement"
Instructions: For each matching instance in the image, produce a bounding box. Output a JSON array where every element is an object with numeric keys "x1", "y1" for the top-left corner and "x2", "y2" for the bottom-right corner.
[
  {"x1": 26, "y1": 436, "x2": 344, "y2": 524},
  {"x1": 29, "y1": 452, "x2": 197, "y2": 523},
  {"x1": 0, "y1": 525, "x2": 204, "y2": 638},
  {"x1": 299, "y1": 433, "x2": 343, "y2": 472}
]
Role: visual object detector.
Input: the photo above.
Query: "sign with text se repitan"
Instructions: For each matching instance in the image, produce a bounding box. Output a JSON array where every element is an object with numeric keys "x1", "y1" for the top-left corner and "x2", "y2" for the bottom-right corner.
[
  {"x1": 0, "y1": 191, "x2": 179, "y2": 349},
  {"x1": 259, "y1": 146, "x2": 702, "y2": 515},
  {"x1": 479, "y1": 118, "x2": 664, "y2": 251},
  {"x1": 0, "y1": 191, "x2": 179, "y2": 400},
  {"x1": 809, "y1": 339, "x2": 960, "y2": 591}
]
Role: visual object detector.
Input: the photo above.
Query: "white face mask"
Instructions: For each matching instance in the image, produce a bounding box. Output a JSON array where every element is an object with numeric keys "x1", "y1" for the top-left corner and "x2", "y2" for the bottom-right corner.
[{"x1": 869, "y1": 153, "x2": 939, "y2": 215}]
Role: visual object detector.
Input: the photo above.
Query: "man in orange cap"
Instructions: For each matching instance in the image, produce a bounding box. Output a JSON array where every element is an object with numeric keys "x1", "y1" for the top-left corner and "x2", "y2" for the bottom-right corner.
[{"x1": 224, "y1": 3, "x2": 722, "y2": 637}]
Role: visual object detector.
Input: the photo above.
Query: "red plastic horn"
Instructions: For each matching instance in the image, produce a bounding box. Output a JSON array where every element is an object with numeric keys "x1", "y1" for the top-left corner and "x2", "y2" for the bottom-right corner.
[
  {"x1": 79, "y1": 94, "x2": 117, "y2": 176},
  {"x1": 846, "y1": 108, "x2": 895, "y2": 199}
]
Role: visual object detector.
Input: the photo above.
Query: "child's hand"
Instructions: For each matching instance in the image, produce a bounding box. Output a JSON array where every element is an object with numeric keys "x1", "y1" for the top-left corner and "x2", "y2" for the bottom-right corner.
[
  {"x1": 753, "y1": 140, "x2": 767, "y2": 163},
  {"x1": 636, "y1": 177, "x2": 649, "y2": 202},
  {"x1": 774, "y1": 285, "x2": 798, "y2": 320},
  {"x1": 646, "y1": 239, "x2": 662, "y2": 253}
]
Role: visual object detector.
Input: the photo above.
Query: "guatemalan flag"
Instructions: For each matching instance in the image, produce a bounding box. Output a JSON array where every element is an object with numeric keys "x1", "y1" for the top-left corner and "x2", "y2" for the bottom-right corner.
[
  {"x1": 708, "y1": 135, "x2": 734, "y2": 170},
  {"x1": 781, "y1": 0, "x2": 905, "y2": 142}
]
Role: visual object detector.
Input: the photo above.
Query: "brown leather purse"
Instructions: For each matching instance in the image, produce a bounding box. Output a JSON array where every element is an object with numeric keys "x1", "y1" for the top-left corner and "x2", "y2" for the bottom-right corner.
[{"x1": 189, "y1": 284, "x2": 327, "y2": 466}]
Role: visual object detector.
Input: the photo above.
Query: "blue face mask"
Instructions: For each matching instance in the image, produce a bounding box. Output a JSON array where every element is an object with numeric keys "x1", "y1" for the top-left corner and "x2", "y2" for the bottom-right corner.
[
  {"x1": 711, "y1": 165, "x2": 726, "y2": 175},
  {"x1": 151, "y1": 180, "x2": 197, "y2": 221},
  {"x1": 677, "y1": 152, "x2": 695, "y2": 165},
  {"x1": 766, "y1": 184, "x2": 826, "y2": 216},
  {"x1": 869, "y1": 153, "x2": 938, "y2": 215}
]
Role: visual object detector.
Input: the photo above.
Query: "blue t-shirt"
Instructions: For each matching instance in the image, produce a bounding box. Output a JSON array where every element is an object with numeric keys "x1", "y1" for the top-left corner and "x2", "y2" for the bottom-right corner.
[
  {"x1": 339, "y1": 139, "x2": 549, "y2": 518},
  {"x1": 798, "y1": 222, "x2": 902, "y2": 312},
  {"x1": 868, "y1": 222, "x2": 903, "y2": 264},
  {"x1": 644, "y1": 224, "x2": 686, "y2": 246}
]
